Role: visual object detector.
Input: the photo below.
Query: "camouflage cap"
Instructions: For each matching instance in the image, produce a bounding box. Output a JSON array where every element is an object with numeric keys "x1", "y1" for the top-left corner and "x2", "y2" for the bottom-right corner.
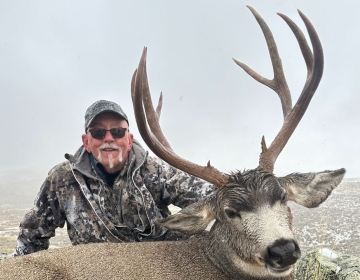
[{"x1": 84, "y1": 100, "x2": 129, "y2": 130}]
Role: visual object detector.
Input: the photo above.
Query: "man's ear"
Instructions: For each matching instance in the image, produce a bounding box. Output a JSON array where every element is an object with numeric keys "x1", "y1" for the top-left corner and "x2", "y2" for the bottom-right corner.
[
  {"x1": 279, "y1": 168, "x2": 346, "y2": 208},
  {"x1": 82, "y1": 134, "x2": 91, "y2": 153},
  {"x1": 156, "y1": 194, "x2": 216, "y2": 235},
  {"x1": 127, "y1": 132, "x2": 134, "y2": 152}
]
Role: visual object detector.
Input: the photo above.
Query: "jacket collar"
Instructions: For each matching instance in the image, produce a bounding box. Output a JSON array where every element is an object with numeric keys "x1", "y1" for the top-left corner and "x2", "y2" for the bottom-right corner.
[{"x1": 64, "y1": 139, "x2": 146, "y2": 180}]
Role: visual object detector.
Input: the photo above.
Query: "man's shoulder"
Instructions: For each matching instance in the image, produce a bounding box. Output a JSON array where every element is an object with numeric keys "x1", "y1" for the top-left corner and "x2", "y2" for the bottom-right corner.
[
  {"x1": 47, "y1": 160, "x2": 73, "y2": 180},
  {"x1": 142, "y1": 156, "x2": 176, "y2": 177},
  {"x1": 143, "y1": 155, "x2": 163, "y2": 169}
]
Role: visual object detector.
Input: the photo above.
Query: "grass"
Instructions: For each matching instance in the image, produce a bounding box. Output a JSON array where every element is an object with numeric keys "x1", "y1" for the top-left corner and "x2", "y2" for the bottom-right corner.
[{"x1": 295, "y1": 208, "x2": 357, "y2": 280}]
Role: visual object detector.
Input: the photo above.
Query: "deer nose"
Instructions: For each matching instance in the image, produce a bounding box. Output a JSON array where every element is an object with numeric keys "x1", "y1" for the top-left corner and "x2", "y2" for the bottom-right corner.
[{"x1": 266, "y1": 238, "x2": 301, "y2": 268}]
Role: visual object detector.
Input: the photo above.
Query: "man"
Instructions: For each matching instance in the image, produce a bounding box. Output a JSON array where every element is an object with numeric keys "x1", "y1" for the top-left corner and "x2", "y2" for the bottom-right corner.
[{"x1": 15, "y1": 100, "x2": 214, "y2": 255}]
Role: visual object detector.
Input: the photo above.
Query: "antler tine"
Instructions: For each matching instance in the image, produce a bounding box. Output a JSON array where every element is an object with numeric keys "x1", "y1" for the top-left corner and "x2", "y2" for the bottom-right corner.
[
  {"x1": 233, "y1": 5, "x2": 292, "y2": 120},
  {"x1": 277, "y1": 12, "x2": 313, "y2": 79},
  {"x1": 257, "y1": 9, "x2": 324, "y2": 173},
  {"x1": 131, "y1": 60, "x2": 172, "y2": 151},
  {"x1": 140, "y1": 58, "x2": 174, "y2": 150},
  {"x1": 156, "y1": 92, "x2": 163, "y2": 118},
  {"x1": 133, "y1": 47, "x2": 228, "y2": 188}
]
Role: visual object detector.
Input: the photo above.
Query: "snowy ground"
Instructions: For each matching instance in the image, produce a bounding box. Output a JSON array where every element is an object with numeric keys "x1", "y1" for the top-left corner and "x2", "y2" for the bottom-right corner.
[
  {"x1": 290, "y1": 179, "x2": 360, "y2": 257},
  {"x1": 0, "y1": 178, "x2": 359, "y2": 259}
]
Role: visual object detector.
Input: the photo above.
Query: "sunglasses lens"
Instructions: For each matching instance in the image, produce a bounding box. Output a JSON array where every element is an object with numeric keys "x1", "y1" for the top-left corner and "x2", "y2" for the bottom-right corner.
[
  {"x1": 110, "y1": 128, "x2": 127, "y2": 138},
  {"x1": 89, "y1": 129, "x2": 107, "y2": 139},
  {"x1": 88, "y1": 128, "x2": 127, "y2": 139}
]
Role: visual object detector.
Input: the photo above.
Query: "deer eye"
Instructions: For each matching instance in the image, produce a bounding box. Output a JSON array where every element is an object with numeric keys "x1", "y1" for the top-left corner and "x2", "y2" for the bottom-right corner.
[
  {"x1": 225, "y1": 209, "x2": 238, "y2": 219},
  {"x1": 281, "y1": 193, "x2": 287, "y2": 204}
]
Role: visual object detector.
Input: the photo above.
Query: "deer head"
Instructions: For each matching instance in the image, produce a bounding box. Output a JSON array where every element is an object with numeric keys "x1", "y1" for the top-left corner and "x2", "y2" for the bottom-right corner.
[{"x1": 131, "y1": 6, "x2": 345, "y2": 279}]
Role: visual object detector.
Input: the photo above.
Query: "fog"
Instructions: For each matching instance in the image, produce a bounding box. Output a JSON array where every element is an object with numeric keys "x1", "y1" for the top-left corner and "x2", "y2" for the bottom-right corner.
[{"x1": 0, "y1": 1, "x2": 359, "y2": 178}]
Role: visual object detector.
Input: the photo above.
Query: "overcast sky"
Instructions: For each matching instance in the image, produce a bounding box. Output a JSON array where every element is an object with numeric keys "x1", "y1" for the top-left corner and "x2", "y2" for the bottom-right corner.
[{"x1": 0, "y1": 0, "x2": 359, "y2": 179}]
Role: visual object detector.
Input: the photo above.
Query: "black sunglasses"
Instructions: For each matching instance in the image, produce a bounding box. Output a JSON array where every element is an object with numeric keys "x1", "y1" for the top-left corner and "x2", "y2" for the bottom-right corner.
[{"x1": 87, "y1": 127, "x2": 129, "y2": 140}]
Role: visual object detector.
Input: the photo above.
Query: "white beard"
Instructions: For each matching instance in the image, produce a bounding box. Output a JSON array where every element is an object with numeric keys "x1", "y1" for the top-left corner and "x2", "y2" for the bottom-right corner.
[
  {"x1": 107, "y1": 150, "x2": 123, "y2": 169},
  {"x1": 108, "y1": 153, "x2": 114, "y2": 169},
  {"x1": 97, "y1": 143, "x2": 123, "y2": 170}
]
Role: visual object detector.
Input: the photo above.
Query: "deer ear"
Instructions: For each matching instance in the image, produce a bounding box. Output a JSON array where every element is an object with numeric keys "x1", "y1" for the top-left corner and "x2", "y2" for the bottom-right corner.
[
  {"x1": 278, "y1": 168, "x2": 345, "y2": 208},
  {"x1": 156, "y1": 195, "x2": 216, "y2": 235}
]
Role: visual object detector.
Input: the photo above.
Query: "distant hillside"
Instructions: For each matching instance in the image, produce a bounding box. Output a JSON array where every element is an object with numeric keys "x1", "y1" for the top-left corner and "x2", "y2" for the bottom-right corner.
[
  {"x1": 0, "y1": 166, "x2": 358, "y2": 207},
  {"x1": 0, "y1": 167, "x2": 49, "y2": 207}
]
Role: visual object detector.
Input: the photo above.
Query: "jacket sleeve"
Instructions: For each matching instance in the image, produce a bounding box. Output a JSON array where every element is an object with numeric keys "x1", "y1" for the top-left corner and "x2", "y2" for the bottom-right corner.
[
  {"x1": 15, "y1": 173, "x2": 65, "y2": 256},
  {"x1": 152, "y1": 157, "x2": 216, "y2": 208}
]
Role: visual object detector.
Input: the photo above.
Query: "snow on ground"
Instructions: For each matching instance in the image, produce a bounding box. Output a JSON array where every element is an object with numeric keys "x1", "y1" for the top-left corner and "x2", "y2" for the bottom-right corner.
[{"x1": 0, "y1": 179, "x2": 359, "y2": 258}]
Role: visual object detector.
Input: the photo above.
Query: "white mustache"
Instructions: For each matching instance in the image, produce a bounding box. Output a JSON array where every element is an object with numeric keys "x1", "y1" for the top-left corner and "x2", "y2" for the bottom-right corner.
[{"x1": 98, "y1": 143, "x2": 120, "y2": 151}]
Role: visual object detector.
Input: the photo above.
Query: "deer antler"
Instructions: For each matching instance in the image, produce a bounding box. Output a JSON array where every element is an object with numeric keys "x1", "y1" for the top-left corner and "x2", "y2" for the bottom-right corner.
[
  {"x1": 132, "y1": 48, "x2": 228, "y2": 188},
  {"x1": 233, "y1": 6, "x2": 324, "y2": 173}
]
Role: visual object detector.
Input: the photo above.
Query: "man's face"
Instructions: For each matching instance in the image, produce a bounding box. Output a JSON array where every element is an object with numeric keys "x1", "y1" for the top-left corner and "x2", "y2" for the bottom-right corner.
[{"x1": 82, "y1": 112, "x2": 133, "y2": 173}]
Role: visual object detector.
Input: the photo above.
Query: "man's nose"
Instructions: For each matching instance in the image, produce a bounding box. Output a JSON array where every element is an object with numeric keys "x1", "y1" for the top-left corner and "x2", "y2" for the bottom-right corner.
[{"x1": 103, "y1": 130, "x2": 115, "y2": 141}]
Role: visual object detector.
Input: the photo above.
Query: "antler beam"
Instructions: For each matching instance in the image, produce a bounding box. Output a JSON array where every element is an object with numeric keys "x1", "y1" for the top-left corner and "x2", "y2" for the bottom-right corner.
[
  {"x1": 234, "y1": 6, "x2": 324, "y2": 173},
  {"x1": 132, "y1": 48, "x2": 228, "y2": 188}
]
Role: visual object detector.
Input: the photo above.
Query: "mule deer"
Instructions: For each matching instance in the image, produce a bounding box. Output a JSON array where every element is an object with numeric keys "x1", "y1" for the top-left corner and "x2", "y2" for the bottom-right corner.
[{"x1": 0, "y1": 6, "x2": 345, "y2": 280}]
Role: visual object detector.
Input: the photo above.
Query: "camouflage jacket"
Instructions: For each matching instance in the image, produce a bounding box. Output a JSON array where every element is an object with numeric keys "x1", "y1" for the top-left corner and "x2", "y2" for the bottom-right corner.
[{"x1": 16, "y1": 140, "x2": 214, "y2": 255}]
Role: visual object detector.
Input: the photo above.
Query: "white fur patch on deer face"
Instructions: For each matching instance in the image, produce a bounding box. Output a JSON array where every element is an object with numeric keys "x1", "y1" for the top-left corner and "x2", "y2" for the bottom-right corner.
[
  {"x1": 230, "y1": 250, "x2": 294, "y2": 279},
  {"x1": 242, "y1": 203, "x2": 294, "y2": 251}
]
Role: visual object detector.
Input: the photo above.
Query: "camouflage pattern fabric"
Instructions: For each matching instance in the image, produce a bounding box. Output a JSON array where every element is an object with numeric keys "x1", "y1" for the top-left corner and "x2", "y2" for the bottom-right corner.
[{"x1": 15, "y1": 140, "x2": 214, "y2": 255}]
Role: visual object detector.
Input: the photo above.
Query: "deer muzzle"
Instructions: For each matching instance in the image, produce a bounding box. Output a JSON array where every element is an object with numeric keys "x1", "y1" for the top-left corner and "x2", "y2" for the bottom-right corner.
[{"x1": 265, "y1": 238, "x2": 301, "y2": 272}]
